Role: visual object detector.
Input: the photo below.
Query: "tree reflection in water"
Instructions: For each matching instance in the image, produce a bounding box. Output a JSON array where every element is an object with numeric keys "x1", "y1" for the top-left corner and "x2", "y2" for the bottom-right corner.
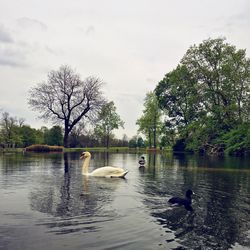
[
  {"x1": 139, "y1": 153, "x2": 250, "y2": 249},
  {"x1": 29, "y1": 153, "x2": 124, "y2": 234}
]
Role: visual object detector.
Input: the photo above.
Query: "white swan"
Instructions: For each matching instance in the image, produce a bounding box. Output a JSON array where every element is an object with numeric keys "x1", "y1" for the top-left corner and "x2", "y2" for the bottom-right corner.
[{"x1": 80, "y1": 151, "x2": 128, "y2": 178}]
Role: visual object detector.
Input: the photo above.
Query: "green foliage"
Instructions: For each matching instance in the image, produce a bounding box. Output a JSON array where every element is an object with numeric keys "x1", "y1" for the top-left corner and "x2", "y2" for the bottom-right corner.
[
  {"x1": 136, "y1": 92, "x2": 163, "y2": 148},
  {"x1": 128, "y1": 136, "x2": 137, "y2": 148},
  {"x1": 0, "y1": 112, "x2": 20, "y2": 147},
  {"x1": 47, "y1": 126, "x2": 63, "y2": 146},
  {"x1": 0, "y1": 112, "x2": 64, "y2": 148},
  {"x1": 137, "y1": 136, "x2": 145, "y2": 148},
  {"x1": 159, "y1": 135, "x2": 169, "y2": 147},
  {"x1": 181, "y1": 37, "x2": 250, "y2": 128},
  {"x1": 18, "y1": 125, "x2": 37, "y2": 147},
  {"x1": 155, "y1": 65, "x2": 200, "y2": 128},
  {"x1": 216, "y1": 123, "x2": 250, "y2": 156},
  {"x1": 172, "y1": 139, "x2": 186, "y2": 152},
  {"x1": 155, "y1": 37, "x2": 250, "y2": 155},
  {"x1": 94, "y1": 101, "x2": 124, "y2": 148}
]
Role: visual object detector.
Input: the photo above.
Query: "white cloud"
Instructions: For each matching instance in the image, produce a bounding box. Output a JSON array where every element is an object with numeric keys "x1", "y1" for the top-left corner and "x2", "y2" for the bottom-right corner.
[
  {"x1": 85, "y1": 25, "x2": 95, "y2": 36},
  {"x1": 0, "y1": 24, "x2": 13, "y2": 43},
  {"x1": 0, "y1": 43, "x2": 28, "y2": 67},
  {"x1": 16, "y1": 17, "x2": 47, "y2": 31}
]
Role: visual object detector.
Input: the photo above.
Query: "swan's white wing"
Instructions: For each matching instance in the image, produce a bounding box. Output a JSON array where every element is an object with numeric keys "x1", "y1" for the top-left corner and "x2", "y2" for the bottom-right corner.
[{"x1": 91, "y1": 166, "x2": 128, "y2": 177}]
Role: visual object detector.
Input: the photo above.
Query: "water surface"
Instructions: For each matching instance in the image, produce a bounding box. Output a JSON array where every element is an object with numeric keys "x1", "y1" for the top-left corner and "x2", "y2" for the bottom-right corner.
[{"x1": 0, "y1": 152, "x2": 250, "y2": 250}]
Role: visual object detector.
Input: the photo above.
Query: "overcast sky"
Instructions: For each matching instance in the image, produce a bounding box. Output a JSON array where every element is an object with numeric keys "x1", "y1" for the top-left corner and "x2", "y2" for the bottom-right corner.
[{"x1": 0, "y1": 0, "x2": 249, "y2": 138}]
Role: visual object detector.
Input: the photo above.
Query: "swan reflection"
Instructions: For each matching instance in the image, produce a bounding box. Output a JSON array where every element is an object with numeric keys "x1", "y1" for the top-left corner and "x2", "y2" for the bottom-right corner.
[{"x1": 29, "y1": 153, "x2": 125, "y2": 234}]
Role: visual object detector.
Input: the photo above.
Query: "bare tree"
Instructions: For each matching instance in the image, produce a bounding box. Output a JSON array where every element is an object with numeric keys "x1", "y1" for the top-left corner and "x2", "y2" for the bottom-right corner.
[
  {"x1": 18, "y1": 118, "x2": 25, "y2": 127},
  {"x1": 28, "y1": 65, "x2": 106, "y2": 147}
]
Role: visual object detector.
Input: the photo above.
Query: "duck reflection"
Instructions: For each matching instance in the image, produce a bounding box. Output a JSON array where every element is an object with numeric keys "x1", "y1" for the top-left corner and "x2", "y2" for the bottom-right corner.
[
  {"x1": 152, "y1": 207, "x2": 196, "y2": 245},
  {"x1": 29, "y1": 153, "x2": 124, "y2": 234}
]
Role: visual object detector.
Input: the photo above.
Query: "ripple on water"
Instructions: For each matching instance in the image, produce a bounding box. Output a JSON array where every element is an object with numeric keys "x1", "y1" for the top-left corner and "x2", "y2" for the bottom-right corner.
[{"x1": 1, "y1": 152, "x2": 250, "y2": 250}]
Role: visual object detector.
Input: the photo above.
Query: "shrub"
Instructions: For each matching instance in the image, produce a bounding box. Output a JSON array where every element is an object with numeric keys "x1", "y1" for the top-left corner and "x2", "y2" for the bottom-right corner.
[
  {"x1": 25, "y1": 144, "x2": 64, "y2": 152},
  {"x1": 216, "y1": 123, "x2": 250, "y2": 156}
]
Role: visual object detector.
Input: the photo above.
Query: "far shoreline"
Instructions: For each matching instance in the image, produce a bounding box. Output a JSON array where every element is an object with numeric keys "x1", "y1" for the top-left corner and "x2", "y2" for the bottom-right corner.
[{"x1": 0, "y1": 146, "x2": 171, "y2": 154}]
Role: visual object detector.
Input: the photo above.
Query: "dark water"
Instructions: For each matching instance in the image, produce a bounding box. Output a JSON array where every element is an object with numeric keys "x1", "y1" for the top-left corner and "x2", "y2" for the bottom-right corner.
[{"x1": 0, "y1": 152, "x2": 250, "y2": 250}]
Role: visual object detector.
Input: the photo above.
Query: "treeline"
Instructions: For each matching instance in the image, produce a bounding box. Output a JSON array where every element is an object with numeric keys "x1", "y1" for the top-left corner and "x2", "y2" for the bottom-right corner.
[
  {"x1": 137, "y1": 38, "x2": 250, "y2": 156},
  {"x1": 0, "y1": 110, "x2": 151, "y2": 149},
  {"x1": 2, "y1": 37, "x2": 249, "y2": 156},
  {"x1": 0, "y1": 112, "x2": 63, "y2": 148},
  {"x1": 0, "y1": 111, "x2": 131, "y2": 148},
  {"x1": 157, "y1": 38, "x2": 250, "y2": 156}
]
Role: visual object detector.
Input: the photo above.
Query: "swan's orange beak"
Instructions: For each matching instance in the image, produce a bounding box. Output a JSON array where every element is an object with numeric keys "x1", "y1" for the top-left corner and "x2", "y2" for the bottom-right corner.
[{"x1": 80, "y1": 151, "x2": 90, "y2": 159}]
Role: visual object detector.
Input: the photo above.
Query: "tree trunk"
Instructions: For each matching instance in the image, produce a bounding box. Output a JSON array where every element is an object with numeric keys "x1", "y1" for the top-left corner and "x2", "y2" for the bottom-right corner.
[
  {"x1": 153, "y1": 127, "x2": 156, "y2": 148},
  {"x1": 148, "y1": 130, "x2": 152, "y2": 148},
  {"x1": 63, "y1": 130, "x2": 69, "y2": 148},
  {"x1": 106, "y1": 134, "x2": 109, "y2": 149}
]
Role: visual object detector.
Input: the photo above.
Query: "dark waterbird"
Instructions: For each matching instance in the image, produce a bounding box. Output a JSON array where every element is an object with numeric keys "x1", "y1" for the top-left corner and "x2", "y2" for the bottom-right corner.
[
  {"x1": 138, "y1": 156, "x2": 145, "y2": 166},
  {"x1": 168, "y1": 189, "x2": 194, "y2": 211}
]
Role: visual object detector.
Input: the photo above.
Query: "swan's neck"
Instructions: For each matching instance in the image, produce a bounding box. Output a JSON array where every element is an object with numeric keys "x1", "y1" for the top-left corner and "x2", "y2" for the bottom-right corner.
[{"x1": 82, "y1": 156, "x2": 91, "y2": 175}]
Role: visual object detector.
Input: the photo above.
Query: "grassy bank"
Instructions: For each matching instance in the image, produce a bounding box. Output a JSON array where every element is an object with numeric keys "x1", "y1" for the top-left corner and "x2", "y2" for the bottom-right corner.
[
  {"x1": 1, "y1": 146, "x2": 171, "y2": 154},
  {"x1": 0, "y1": 148, "x2": 24, "y2": 153},
  {"x1": 63, "y1": 147, "x2": 148, "y2": 153}
]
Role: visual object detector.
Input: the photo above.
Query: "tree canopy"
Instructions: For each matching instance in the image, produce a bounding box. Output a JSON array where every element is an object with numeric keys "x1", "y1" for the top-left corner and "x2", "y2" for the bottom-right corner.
[
  {"x1": 94, "y1": 101, "x2": 124, "y2": 148},
  {"x1": 28, "y1": 65, "x2": 106, "y2": 147},
  {"x1": 136, "y1": 92, "x2": 163, "y2": 148},
  {"x1": 155, "y1": 37, "x2": 250, "y2": 155}
]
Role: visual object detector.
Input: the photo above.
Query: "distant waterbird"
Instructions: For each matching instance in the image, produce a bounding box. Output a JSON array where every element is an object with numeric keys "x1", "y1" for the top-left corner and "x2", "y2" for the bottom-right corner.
[{"x1": 138, "y1": 156, "x2": 146, "y2": 166}]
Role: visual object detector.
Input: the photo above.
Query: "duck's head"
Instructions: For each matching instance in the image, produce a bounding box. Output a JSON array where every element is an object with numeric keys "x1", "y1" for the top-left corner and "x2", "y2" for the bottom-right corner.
[
  {"x1": 186, "y1": 189, "x2": 194, "y2": 198},
  {"x1": 80, "y1": 151, "x2": 91, "y2": 159}
]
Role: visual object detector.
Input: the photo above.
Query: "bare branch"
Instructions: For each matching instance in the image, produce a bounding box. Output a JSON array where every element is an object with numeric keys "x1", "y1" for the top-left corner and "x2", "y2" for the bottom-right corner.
[{"x1": 28, "y1": 65, "x2": 106, "y2": 147}]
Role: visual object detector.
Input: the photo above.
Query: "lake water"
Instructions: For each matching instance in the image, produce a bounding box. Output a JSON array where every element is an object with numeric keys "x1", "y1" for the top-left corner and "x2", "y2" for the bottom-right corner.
[{"x1": 0, "y1": 151, "x2": 250, "y2": 250}]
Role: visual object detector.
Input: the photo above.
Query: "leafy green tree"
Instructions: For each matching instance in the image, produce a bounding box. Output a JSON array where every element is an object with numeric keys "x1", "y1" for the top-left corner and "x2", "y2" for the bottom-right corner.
[
  {"x1": 28, "y1": 65, "x2": 105, "y2": 147},
  {"x1": 48, "y1": 126, "x2": 63, "y2": 146},
  {"x1": 215, "y1": 123, "x2": 250, "y2": 156},
  {"x1": 137, "y1": 136, "x2": 145, "y2": 148},
  {"x1": 155, "y1": 65, "x2": 200, "y2": 130},
  {"x1": 94, "y1": 101, "x2": 124, "y2": 148},
  {"x1": 181, "y1": 37, "x2": 250, "y2": 129},
  {"x1": 0, "y1": 112, "x2": 20, "y2": 147},
  {"x1": 128, "y1": 136, "x2": 137, "y2": 148},
  {"x1": 18, "y1": 125, "x2": 37, "y2": 147},
  {"x1": 34, "y1": 128, "x2": 45, "y2": 145},
  {"x1": 40, "y1": 126, "x2": 50, "y2": 145},
  {"x1": 155, "y1": 37, "x2": 250, "y2": 153},
  {"x1": 159, "y1": 126, "x2": 175, "y2": 147},
  {"x1": 136, "y1": 92, "x2": 163, "y2": 148}
]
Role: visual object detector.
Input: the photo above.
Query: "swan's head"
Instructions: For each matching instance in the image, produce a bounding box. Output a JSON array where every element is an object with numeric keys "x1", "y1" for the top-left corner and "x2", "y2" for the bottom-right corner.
[{"x1": 80, "y1": 151, "x2": 91, "y2": 159}]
